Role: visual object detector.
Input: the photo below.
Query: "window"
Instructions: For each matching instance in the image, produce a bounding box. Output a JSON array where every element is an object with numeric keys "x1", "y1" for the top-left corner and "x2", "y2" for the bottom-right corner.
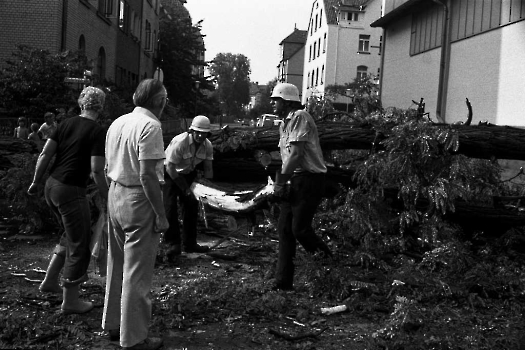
[
  {"x1": 357, "y1": 65, "x2": 368, "y2": 81},
  {"x1": 98, "y1": 0, "x2": 114, "y2": 16},
  {"x1": 307, "y1": 72, "x2": 310, "y2": 88},
  {"x1": 145, "y1": 21, "x2": 152, "y2": 51},
  {"x1": 347, "y1": 12, "x2": 359, "y2": 21},
  {"x1": 321, "y1": 65, "x2": 325, "y2": 85},
  {"x1": 78, "y1": 35, "x2": 86, "y2": 56},
  {"x1": 310, "y1": 19, "x2": 314, "y2": 35},
  {"x1": 315, "y1": 67, "x2": 319, "y2": 86},
  {"x1": 317, "y1": 38, "x2": 321, "y2": 56},
  {"x1": 319, "y1": 9, "x2": 323, "y2": 27},
  {"x1": 119, "y1": 0, "x2": 129, "y2": 32},
  {"x1": 311, "y1": 70, "x2": 315, "y2": 87},
  {"x1": 315, "y1": 14, "x2": 318, "y2": 31},
  {"x1": 358, "y1": 35, "x2": 370, "y2": 53},
  {"x1": 309, "y1": 45, "x2": 312, "y2": 61},
  {"x1": 97, "y1": 47, "x2": 106, "y2": 82},
  {"x1": 313, "y1": 42, "x2": 317, "y2": 59},
  {"x1": 323, "y1": 33, "x2": 327, "y2": 52}
]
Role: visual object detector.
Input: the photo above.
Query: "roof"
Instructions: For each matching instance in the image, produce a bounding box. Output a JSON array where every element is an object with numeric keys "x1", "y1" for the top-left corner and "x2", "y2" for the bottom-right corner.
[
  {"x1": 279, "y1": 29, "x2": 307, "y2": 45},
  {"x1": 322, "y1": 0, "x2": 372, "y2": 25},
  {"x1": 324, "y1": 0, "x2": 339, "y2": 25},
  {"x1": 370, "y1": 0, "x2": 427, "y2": 28}
]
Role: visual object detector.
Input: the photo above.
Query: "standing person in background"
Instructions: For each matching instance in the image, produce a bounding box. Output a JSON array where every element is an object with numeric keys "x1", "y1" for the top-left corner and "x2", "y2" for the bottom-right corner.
[
  {"x1": 27, "y1": 86, "x2": 108, "y2": 312},
  {"x1": 38, "y1": 112, "x2": 57, "y2": 141},
  {"x1": 13, "y1": 117, "x2": 30, "y2": 139},
  {"x1": 103, "y1": 79, "x2": 168, "y2": 350},
  {"x1": 28, "y1": 123, "x2": 43, "y2": 151},
  {"x1": 163, "y1": 115, "x2": 213, "y2": 260},
  {"x1": 270, "y1": 82, "x2": 332, "y2": 291}
]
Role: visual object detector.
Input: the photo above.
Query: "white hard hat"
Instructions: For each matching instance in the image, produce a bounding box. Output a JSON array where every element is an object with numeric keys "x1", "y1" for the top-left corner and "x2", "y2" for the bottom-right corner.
[
  {"x1": 271, "y1": 83, "x2": 301, "y2": 102},
  {"x1": 190, "y1": 115, "x2": 211, "y2": 132}
]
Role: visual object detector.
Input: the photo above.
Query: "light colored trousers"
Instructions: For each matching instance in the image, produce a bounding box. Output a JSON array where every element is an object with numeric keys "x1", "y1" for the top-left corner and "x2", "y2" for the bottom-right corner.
[{"x1": 102, "y1": 182, "x2": 160, "y2": 348}]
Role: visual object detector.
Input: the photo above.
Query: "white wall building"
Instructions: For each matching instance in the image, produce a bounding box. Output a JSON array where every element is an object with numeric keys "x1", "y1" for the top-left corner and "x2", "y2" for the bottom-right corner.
[
  {"x1": 372, "y1": 0, "x2": 525, "y2": 126},
  {"x1": 302, "y1": 0, "x2": 383, "y2": 106}
]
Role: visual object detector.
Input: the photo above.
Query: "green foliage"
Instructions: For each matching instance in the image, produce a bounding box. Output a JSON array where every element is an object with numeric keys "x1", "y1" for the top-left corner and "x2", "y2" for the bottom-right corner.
[
  {"x1": 0, "y1": 153, "x2": 57, "y2": 233},
  {"x1": 159, "y1": 8, "x2": 214, "y2": 119},
  {"x1": 348, "y1": 108, "x2": 501, "y2": 244},
  {"x1": 325, "y1": 74, "x2": 382, "y2": 117},
  {"x1": 209, "y1": 53, "x2": 251, "y2": 119},
  {"x1": 0, "y1": 45, "x2": 88, "y2": 120}
]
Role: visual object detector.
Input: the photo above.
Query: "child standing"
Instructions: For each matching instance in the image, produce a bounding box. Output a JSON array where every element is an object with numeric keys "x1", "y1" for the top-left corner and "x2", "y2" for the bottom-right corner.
[
  {"x1": 28, "y1": 122, "x2": 43, "y2": 151},
  {"x1": 38, "y1": 112, "x2": 57, "y2": 141},
  {"x1": 13, "y1": 117, "x2": 30, "y2": 139}
]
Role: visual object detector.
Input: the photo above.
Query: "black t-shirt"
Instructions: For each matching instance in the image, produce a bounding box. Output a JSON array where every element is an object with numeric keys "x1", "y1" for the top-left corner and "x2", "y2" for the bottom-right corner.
[{"x1": 49, "y1": 116, "x2": 106, "y2": 188}]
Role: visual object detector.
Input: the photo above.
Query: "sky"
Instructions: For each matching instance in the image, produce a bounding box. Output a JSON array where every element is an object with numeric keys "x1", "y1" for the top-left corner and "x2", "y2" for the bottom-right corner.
[{"x1": 184, "y1": 0, "x2": 313, "y2": 85}]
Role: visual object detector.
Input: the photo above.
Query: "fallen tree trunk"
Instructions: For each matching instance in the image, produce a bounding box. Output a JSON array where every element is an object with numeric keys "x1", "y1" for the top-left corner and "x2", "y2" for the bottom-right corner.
[{"x1": 195, "y1": 123, "x2": 525, "y2": 161}]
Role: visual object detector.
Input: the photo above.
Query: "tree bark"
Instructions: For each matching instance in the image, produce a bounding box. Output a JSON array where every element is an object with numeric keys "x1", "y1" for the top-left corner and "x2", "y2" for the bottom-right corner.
[{"x1": 195, "y1": 123, "x2": 525, "y2": 161}]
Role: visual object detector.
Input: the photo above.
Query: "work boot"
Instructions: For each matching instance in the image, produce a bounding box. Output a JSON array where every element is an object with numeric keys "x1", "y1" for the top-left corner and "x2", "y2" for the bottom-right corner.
[
  {"x1": 39, "y1": 253, "x2": 65, "y2": 293},
  {"x1": 61, "y1": 284, "x2": 93, "y2": 315},
  {"x1": 123, "y1": 337, "x2": 164, "y2": 350},
  {"x1": 165, "y1": 244, "x2": 181, "y2": 261},
  {"x1": 184, "y1": 244, "x2": 210, "y2": 253}
]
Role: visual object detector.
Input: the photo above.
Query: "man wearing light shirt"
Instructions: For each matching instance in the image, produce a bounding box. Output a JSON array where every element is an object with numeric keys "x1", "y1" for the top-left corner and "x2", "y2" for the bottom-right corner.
[{"x1": 103, "y1": 79, "x2": 168, "y2": 350}]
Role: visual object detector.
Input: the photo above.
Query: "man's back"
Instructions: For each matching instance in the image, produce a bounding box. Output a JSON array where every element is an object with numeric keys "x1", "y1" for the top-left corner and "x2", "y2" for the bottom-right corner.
[{"x1": 106, "y1": 107, "x2": 165, "y2": 187}]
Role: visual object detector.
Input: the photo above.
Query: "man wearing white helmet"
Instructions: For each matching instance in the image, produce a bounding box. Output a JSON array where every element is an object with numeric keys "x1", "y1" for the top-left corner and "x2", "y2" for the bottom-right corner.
[
  {"x1": 163, "y1": 115, "x2": 214, "y2": 259},
  {"x1": 270, "y1": 82, "x2": 332, "y2": 291}
]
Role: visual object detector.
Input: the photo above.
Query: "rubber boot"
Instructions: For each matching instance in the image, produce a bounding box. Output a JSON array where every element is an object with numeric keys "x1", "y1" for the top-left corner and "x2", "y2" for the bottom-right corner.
[
  {"x1": 61, "y1": 284, "x2": 93, "y2": 315},
  {"x1": 39, "y1": 253, "x2": 65, "y2": 293}
]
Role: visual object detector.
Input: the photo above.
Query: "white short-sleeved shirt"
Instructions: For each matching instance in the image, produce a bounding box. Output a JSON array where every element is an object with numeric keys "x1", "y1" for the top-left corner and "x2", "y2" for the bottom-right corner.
[
  {"x1": 165, "y1": 131, "x2": 213, "y2": 174},
  {"x1": 106, "y1": 107, "x2": 165, "y2": 186},
  {"x1": 278, "y1": 109, "x2": 327, "y2": 174}
]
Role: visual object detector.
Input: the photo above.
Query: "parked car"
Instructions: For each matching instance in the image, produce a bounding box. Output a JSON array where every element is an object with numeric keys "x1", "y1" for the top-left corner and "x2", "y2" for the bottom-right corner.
[{"x1": 256, "y1": 114, "x2": 281, "y2": 127}]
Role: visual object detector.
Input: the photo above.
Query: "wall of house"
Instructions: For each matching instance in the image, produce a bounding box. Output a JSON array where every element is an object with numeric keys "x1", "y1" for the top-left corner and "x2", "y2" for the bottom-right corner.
[
  {"x1": 442, "y1": 21, "x2": 525, "y2": 126},
  {"x1": 445, "y1": 28, "x2": 501, "y2": 125},
  {"x1": 0, "y1": 0, "x2": 62, "y2": 67},
  {"x1": 286, "y1": 47, "x2": 306, "y2": 92},
  {"x1": 302, "y1": 0, "x2": 382, "y2": 105},
  {"x1": 140, "y1": 0, "x2": 160, "y2": 79},
  {"x1": 67, "y1": 1, "x2": 118, "y2": 83},
  {"x1": 383, "y1": 0, "x2": 412, "y2": 15},
  {"x1": 496, "y1": 21, "x2": 525, "y2": 126},
  {"x1": 380, "y1": 18, "x2": 441, "y2": 115}
]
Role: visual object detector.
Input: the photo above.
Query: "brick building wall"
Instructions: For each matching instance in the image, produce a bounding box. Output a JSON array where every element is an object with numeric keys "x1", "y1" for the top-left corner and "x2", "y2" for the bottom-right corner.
[
  {"x1": 0, "y1": 0, "x2": 62, "y2": 64},
  {"x1": 0, "y1": 0, "x2": 159, "y2": 88},
  {"x1": 65, "y1": 0, "x2": 118, "y2": 83}
]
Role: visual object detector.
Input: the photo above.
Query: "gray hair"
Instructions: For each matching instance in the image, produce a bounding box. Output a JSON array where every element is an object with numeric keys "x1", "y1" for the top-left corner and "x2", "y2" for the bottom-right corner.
[{"x1": 133, "y1": 79, "x2": 166, "y2": 109}]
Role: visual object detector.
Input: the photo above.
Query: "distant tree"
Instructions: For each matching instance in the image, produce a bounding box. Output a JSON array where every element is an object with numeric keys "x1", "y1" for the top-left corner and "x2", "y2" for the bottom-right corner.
[
  {"x1": 325, "y1": 74, "x2": 382, "y2": 118},
  {"x1": 0, "y1": 45, "x2": 88, "y2": 120},
  {"x1": 208, "y1": 53, "x2": 251, "y2": 119},
  {"x1": 159, "y1": 5, "x2": 214, "y2": 119}
]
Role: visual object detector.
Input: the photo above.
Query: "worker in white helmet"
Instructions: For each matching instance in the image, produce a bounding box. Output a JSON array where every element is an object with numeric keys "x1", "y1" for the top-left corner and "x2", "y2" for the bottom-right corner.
[
  {"x1": 163, "y1": 115, "x2": 214, "y2": 259},
  {"x1": 270, "y1": 82, "x2": 332, "y2": 291}
]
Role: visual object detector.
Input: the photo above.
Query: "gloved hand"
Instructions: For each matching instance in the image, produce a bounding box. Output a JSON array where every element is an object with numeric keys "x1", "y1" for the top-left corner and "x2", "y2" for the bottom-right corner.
[{"x1": 272, "y1": 182, "x2": 290, "y2": 202}]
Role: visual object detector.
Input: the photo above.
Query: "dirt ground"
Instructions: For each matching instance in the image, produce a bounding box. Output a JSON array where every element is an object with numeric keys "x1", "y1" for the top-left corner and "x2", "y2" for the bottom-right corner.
[{"x1": 0, "y1": 218, "x2": 378, "y2": 350}]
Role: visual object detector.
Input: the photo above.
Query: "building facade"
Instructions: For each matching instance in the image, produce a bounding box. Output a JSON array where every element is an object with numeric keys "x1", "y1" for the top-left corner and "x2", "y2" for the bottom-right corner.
[
  {"x1": 277, "y1": 28, "x2": 307, "y2": 93},
  {"x1": 0, "y1": 0, "x2": 160, "y2": 88},
  {"x1": 302, "y1": 0, "x2": 383, "y2": 106},
  {"x1": 372, "y1": 0, "x2": 525, "y2": 126}
]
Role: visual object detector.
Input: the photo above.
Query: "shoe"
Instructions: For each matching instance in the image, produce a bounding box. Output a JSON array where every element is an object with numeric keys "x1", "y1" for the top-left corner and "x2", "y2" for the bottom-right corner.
[
  {"x1": 61, "y1": 301, "x2": 94, "y2": 315},
  {"x1": 123, "y1": 337, "x2": 163, "y2": 350},
  {"x1": 108, "y1": 329, "x2": 119, "y2": 341},
  {"x1": 184, "y1": 244, "x2": 210, "y2": 253},
  {"x1": 166, "y1": 244, "x2": 181, "y2": 258},
  {"x1": 271, "y1": 281, "x2": 294, "y2": 291}
]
